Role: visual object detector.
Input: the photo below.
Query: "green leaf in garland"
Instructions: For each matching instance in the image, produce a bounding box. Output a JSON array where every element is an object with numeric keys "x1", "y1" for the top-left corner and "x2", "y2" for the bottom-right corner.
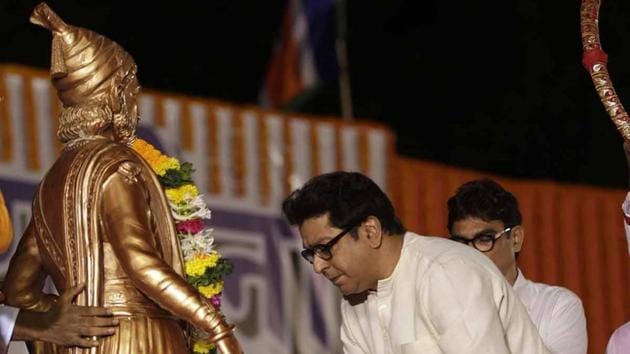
[
  {"x1": 159, "y1": 162, "x2": 195, "y2": 187},
  {"x1": 187, "y1": 258, "x2": 234, "y2": 288}
]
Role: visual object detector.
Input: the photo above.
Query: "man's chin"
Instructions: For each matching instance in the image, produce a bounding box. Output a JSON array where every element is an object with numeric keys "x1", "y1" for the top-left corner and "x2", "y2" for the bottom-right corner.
[
  {"x1": 337, "y1": 283, "x2": 366, "y2": 296},
  {"x1": 333, "y1": 281, "x2": 352, "y2": 295},
  {"x1": 339, "y1": 286, "x2": 354, "y2": 296},
  {"x1": 330, "y1": 276, "x2": 367, "y2": 296}
]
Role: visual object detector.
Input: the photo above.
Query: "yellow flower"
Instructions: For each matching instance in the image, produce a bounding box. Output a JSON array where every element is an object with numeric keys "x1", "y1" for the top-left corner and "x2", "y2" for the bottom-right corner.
[
  {"x1": 193, "y1": 341, "x2": 215, "y2": 354},
  {"x1": 185, "y1": 252, "x2": 220, "y2": 277},
  {"x1": 198, "y1": 281, "x2": 223, "y2": 298},
  {"x1": 132, "y1": 139, "x2": 180, "y2": 176},
  {"x1": 153, "y1": 156, "x2": 180, "y2": 176},
  {"x1": 131, "y1": 139, "x2": 152, "y2": 154},
  {"x1": 166, "y1": 184, "x2": 198, "y2": 204},
  {"x1": 144, "y1": 149, "x2": 163, "y2": 164}
]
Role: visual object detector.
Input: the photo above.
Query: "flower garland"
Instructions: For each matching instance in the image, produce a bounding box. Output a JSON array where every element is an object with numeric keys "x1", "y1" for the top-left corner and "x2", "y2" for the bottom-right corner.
[{"x1": 131, "y1": 138, "x2": 233, "y2": 354}]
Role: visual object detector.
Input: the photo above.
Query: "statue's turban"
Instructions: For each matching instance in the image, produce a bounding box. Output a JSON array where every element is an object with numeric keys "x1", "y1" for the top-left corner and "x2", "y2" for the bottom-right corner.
[{"x1": 31, "y1": 2, "x2": 136, "y2": 106}]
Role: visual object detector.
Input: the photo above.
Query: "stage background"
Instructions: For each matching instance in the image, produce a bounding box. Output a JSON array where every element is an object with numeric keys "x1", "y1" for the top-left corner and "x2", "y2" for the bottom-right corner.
[{"x1": 0, "y1": 65, "x2": 627, "y2": 354}]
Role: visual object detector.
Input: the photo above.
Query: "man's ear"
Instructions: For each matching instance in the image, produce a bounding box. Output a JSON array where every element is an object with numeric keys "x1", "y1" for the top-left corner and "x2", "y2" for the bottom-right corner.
[
  {"x1": 363, "y1": 216, "x2": 383, "y2": 248},
  {"x1": 512, "y1": 226, "x2": 525, "y2": 253}
]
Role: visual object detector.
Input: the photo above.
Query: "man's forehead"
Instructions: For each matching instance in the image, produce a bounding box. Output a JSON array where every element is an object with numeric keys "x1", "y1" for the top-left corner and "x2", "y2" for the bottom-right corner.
[
  {"x1": 453, "y1": 218, "x2": 502, "y2": 234},
  {"x1": 299, "y1": 214, "x2": 336, "y2": 246}
]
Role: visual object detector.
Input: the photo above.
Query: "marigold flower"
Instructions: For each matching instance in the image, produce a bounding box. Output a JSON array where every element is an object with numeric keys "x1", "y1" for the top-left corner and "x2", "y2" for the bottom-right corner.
[
  {"x1": 193, "y1": 341, "x2": 215, "y2": 354},
  {"x1": 198, "y1": 281, "x2": 224, "y2": 298},
  {"x1": 166, "y1": 184, "x2": 199, "y2": 204},
  {"x1": 184, "y1": 252, "x2": 220, "y2": 277}
]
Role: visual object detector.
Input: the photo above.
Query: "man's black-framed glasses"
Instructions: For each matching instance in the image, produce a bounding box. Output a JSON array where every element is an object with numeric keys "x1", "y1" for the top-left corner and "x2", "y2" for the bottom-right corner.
[
  {"x1": 301, "y1": 226, "x2": 354, "y2": 264},
  {"x1": 450, "y1": 226, "x2": 513, "y2": 252}
]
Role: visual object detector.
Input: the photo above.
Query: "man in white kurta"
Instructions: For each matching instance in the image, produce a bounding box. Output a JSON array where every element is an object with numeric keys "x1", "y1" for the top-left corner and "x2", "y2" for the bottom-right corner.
[
  {"x1": 447, "y1": 178, "x2": 587, "y2": 354},
  {"x1": 282, "y1": 172, "x2": 549, "y2": 354},
  {"x1": 340, "y1": 232, "x2": 549, "y2": 354}
]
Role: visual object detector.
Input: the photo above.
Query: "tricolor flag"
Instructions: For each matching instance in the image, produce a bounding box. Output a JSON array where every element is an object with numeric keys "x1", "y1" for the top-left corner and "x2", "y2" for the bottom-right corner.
[{"x1": 259, "y1": 0, "x2": 339, "y2": 110}]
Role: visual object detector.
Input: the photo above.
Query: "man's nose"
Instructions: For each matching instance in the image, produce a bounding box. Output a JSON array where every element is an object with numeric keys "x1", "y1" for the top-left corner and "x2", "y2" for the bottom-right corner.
[{"x1": 312, "y1": 255, "x2": 328, "y2": 274}]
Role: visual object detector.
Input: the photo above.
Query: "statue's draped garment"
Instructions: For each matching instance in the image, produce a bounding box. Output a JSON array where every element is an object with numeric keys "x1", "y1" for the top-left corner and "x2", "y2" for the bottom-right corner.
[{"x1": 5, "y1": 139, "x2": 225, "y2": 353}]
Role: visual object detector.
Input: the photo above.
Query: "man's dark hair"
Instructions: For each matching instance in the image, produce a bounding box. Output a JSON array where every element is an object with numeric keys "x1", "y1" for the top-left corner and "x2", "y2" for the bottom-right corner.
[
  {"x1": 282, "y1": 171, "x2": 406, "y2": 236},
  {"x1": 447, "y1": 178, "x2": 522, "y2": 232}
]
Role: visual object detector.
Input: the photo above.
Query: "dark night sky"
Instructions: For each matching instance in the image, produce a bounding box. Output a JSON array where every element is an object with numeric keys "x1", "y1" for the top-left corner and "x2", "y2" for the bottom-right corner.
[{"x1": 3, "y1": 0, "x2": 630, "y2": 188}]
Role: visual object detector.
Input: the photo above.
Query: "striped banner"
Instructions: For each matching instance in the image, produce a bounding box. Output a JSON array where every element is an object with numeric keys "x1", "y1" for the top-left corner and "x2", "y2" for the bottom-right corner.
[{"x1": 0, "y1": 65, "x2": 394, "y2": 212}]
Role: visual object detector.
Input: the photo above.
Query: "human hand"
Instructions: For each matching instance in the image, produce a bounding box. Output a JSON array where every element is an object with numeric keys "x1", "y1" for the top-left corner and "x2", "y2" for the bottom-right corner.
[{"x1": 15, "y1": 283, "x2": 119, "y2": 347}]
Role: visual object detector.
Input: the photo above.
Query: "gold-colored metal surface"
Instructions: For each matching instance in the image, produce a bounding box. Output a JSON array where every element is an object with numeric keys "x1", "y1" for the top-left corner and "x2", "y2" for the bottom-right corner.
[
  {"x1": 580, "y1": 0, "x2": 630, "y2": 140},
  {"x1": 2, "y1": 3, "x2": 242, "y2": 353}
]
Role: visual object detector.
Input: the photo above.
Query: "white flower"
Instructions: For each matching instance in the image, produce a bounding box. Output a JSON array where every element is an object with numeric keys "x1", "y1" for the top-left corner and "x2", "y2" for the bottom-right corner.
[
  {"x1": 169, "y1": 195, "x2": 212, "y2": 221},
  {"x1": 179, "y1": 229, "x2": 215, "y2": 260}
]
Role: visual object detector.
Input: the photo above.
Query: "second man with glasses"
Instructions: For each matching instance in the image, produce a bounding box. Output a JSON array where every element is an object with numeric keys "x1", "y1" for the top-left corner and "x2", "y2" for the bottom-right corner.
[{"x1": 447, "y1": 178, "x2": 587, "y2": 354}]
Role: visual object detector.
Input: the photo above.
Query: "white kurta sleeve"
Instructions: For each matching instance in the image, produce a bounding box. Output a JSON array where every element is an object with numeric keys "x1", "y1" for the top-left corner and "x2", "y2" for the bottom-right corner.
[
  {"x1": 421, "y1": 259, "x2": 510, "y2": 353},
  {"x1": 420, "y1": 258, "x2": 549, "y2": 354},
  {"x1": 545, "y1": 292, "x2": 587, "y2": 354},
  {"x1": 606, "y1": 321, "x2": 630, "y2": 354}
]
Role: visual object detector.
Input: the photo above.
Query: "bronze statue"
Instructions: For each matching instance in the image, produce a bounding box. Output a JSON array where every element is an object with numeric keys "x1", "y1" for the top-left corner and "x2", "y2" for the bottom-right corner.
[{"x1": 2, "y1": 3, "x2": 243, "y2": 353}]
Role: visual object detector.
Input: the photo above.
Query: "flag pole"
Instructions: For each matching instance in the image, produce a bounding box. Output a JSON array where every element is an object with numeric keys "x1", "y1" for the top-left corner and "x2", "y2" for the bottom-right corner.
[{"x1": 336, "y1": 0, "x2": 353, "y2": 122}]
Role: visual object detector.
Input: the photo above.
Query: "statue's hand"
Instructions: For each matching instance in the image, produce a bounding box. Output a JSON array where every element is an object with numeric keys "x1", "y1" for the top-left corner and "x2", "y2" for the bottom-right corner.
[
  {"x1": 214, "y1": 334, "x2": 244, "y2": 354},
  {"x1": 18, "y1": 283, "x2": 119, "y2": 347}
]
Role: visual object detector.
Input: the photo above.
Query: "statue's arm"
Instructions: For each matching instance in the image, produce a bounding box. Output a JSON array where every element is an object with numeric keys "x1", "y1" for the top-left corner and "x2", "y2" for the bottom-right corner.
[
  {"x1": 2, "y1": 221, "x2": 56, "y2": 311},
  {"x1": 100, "y1": 164, "x2": 236, "y2": 340}
]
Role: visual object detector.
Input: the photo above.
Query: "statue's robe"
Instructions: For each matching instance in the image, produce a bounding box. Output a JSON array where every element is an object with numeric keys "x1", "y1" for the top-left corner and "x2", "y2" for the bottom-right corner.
[{"x1": 4, "y1": 139, "x2": 223, "y2": 353}]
